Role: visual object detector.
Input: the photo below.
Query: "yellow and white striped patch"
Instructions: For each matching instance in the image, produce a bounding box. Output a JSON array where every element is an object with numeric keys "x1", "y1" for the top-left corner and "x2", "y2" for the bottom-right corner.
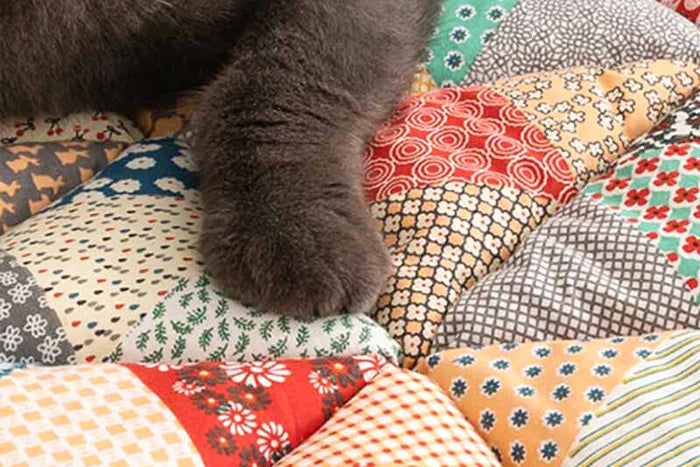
[{"x1": 565, "y1": 330, "x2": 700, "y2": 467}]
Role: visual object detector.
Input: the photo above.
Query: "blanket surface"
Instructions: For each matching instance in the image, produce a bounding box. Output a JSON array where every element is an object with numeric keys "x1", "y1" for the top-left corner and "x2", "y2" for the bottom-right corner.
[{"x1": 1, "y1": 1, "x2": 699, "y2": 466}]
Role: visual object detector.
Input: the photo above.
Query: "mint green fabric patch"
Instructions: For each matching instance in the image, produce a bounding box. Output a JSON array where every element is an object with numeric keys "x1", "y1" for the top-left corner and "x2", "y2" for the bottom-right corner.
[{"x1": 426, "y1": 0, "x2": 519, "y2": 87}]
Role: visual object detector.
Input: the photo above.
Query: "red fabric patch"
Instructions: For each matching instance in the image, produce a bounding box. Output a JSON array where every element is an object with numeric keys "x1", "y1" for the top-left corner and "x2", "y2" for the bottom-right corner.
[
  {"x1": 659, "y1": 0, "x2": 700, "y2": 23},
  {"x1": 126, "y1": 356, "x2": 390, "y2": 466},
  {"x1": 364, "y1": 86, "x2": 575, "y2": 203}
]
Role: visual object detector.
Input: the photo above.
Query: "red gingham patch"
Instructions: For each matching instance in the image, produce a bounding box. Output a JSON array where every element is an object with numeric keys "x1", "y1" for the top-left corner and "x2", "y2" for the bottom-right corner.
[{"x1": 277, "y1": 367, "x2": 499, "y2": 466}]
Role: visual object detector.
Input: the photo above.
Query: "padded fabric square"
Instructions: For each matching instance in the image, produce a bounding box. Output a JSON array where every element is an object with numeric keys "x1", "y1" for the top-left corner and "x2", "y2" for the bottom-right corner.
[
  {"x1": 0, "y1": 141, "x2": 125, "y2": 232},
  {"x1": 278, "y1": 366, "x2": 500, "y2": 467},
  {"x1": 127, "y1": 357, "x2": 390, "y2": 466},
  {"x1": 490, "y1": 60, "x2": 700, "y2": 184},
  {"x1": 0, "y1": 364, "x2": 204, "y2": 466},
  {"x1": 585, "y1": 91, "x2": 700, "y2": 303},
  {"x1": 658, "y1": 0, "x2": 700, "y2": 24},
  {"x1": 113, "y1": 273, "x2": 401, "y2": 365},
  {"x1": 426, "y1": 0, "x2": 519, "y2": 87},
  {"x1": 418, "y1": 331, "x2": 681, "y2": 467},
  {"x1": 365, "y1": 85, "x2": 576, "y2": 203},
  {"x1": 565, "y1": 330, "x2": 700, "y2": 466},
  {"x1": 370, "y1": 181, "x2": 554, "y2": 367},
  {"x1": 0, "y1": 111, "x2": 142, "y2": 145},
  {"x1": 0, "y1": 251, "x2": 75, "y2": 366},
  {"x1": 463, "y1": 0, "x2": 700, "y2": 86}
]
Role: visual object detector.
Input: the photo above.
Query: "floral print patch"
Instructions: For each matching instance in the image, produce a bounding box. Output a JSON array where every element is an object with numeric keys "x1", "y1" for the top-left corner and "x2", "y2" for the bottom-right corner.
[
  {"x1": 491, "y1": 60, "x2": 699, "y2": 183},
  {"x1": 0, "y1": 251, "x2": 74, "y2": 365},
  {"x1": 127, "y1": 357, "x2": 389, "y2": 466},
  {"x1": 418, "y1": 332, "x2": 679, "y2": 467},
  {"x1": 425, "y1": 0, "x2": 518, "y2": 87},
  {"x1": 586, "y1": 91, "x2": 700, "y2": 302},
  {"x1": 58, "y1": 137, "x2": 199, "y2": 205},
  {"x1": 370, "y1": 181, "x2": 554, "y2": 367}
]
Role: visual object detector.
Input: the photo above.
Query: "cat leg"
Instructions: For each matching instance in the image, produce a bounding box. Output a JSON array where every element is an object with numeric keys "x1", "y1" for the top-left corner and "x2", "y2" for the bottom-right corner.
[{"x1": 193, "y1": 0, "x2": 439, "y2": 317}]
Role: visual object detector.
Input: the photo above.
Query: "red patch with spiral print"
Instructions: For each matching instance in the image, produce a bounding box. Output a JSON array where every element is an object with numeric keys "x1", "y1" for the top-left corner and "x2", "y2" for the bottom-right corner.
[
  {"x1": 126, "y1": 357, "x2": 389, "y2": 466},
  {"x1": 365, "y1": 86, "x2": 575, "y2": 203}
]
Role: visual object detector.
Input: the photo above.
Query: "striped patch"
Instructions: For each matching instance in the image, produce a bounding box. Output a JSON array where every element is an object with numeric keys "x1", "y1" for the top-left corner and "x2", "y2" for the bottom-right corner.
[{"x1": 565, "y1": 330, "x2": 700, "y2": 466}]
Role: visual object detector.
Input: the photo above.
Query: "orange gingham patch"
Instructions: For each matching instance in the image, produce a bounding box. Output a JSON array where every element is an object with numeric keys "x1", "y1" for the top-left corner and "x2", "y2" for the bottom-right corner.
[
  {"x1": 0, "y1": 364, "x2": 202, "y2": 466},
  {"x1": 277, "y1": 367, "x2": 499, "y2": 466}
]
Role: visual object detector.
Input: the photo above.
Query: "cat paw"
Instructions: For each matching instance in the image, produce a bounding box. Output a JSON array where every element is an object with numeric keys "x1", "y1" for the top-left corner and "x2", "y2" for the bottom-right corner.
[{"x1": 199, "y1": 189, "x2": 392, "y2": 318}]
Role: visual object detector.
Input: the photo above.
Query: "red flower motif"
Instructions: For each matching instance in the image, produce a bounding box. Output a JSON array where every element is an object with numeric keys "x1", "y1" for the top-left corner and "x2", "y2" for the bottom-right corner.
[
  {"x1": 653, "y1": 171, "x2": 679, "y2": 187},
  {"x1": 665, "y1": 144, "x2": 691, "y2": 157},
  {"x1": 668, "y1": 252, "x2": 679, "y2": 262},
  {"x1": 605, "y1": 177, "x2": 631, "y2": 191},
  {"x1": 673, "y1": 187, "x2": 699, "y2": 203},
  {"x1": 663, "y1": 220, "x2": 690, "y2": 233},
  {"x1": 687, "y1": 278, "x2": 699, "y2": 290},
  {"x1": 683, "y1": 158, "x2": 700, "y2": 172},
  {"x1": 635, "y1": 158, "x2": 660, "y2": 174},
  {"x1": 624, "y1": 188, "x2": 650, "y2": 207},
  {"x1": 694, "y1": 205, "x2": 700, "y2": 219},
  {"x1": 644, "y1": 206, "x2": 670, "y2": 220},
  {"x1": 682, "y1": 236, "x2": 700, "y2": 255},
  {"x1": 647, "y1": 232, "x2": 659, "y2": 240}
]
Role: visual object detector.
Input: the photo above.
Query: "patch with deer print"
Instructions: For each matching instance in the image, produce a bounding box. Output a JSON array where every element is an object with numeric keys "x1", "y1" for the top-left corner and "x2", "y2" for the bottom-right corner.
[{"x1": 0, "y1": 141, "x2": 126, "y2": 232}]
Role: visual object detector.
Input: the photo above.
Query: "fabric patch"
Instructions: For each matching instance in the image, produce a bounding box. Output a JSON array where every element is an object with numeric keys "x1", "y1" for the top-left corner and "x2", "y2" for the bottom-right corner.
[
  {"x1": 0, "y1": 364, "x2": 203, "y2": 466},
  {"x1": 0, "y1": 193, "x2": 204, "y2": 364},
  {"x1": 58, "y1": 137, "x2": 199, "y2": 205},
  {"x1": 419, "y1": 332, "x2": 678, "y2": 467},
  {"x1": 426, "y1": 0, "x2": 519, "y2": 87},
  {"x1": 0, "y1": 111, "x2": 142, "y2": 145},
  {"x1": 370, "y1": 181, "x2": 554, "y2": 367},
  {"x1": 566, "y1": 330, "x2": 700, "y2": 466},
  {"x1": 465, "y1": 0, "x2": 700, "y2": 86},
  {"x1": 132, "y1": 98, "x2": 196, "y2": 139},
  {"x1": 0, "y1": 141, "x2": 125, "y2": 232},
  {"x1": 278, "y1": 366, "x2": 500, "y2": 466},
  {"x1": 658, "y1": 0, "x2": 700, "y2": 24},
  {"x1": 585, "y1": 93, "x2": 700, "y2": 303},
  {"x1": 114, "y1": 273, "x2": 401, "y2": 365},
  {"x1": 127, "y1": 357, "x2": 389, "y2": 466},
  {"x1": 490, "y1": 60, "x2": 700, "y2": 184},
  {"x1": 365, "y1": 86, "x2": 576, "y2": 203},
  {"x1": 435, "y1": 193, "x2": 699, "y2": 351},
  {"x1": 409, "y1": 67, "x2": 438, "y2": 96},
  {"x1": 0, "y1": 251, "x2": 74, "y2": 366}
]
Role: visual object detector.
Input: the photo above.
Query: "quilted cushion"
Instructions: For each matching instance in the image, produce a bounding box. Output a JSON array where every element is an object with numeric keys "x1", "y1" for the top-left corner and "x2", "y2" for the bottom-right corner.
[
  {"x1": 435, "y1": 88, "x2": 700, "y2": 351},
  {"x1": 367, "y1": 59, "x2": 699, "y2": 366},
  {"x1": 418, "y1": 331, "x2": 684, "y2": 466}
]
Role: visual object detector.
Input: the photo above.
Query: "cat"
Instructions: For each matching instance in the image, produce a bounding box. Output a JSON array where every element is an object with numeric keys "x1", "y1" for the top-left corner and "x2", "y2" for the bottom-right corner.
[{"x1": 0, "y1": 1, "x2": 440, "y2": 317}]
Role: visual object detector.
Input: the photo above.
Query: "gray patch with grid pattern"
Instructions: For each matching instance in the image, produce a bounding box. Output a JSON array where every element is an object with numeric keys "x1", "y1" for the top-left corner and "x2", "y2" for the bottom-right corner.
[{"x1": 433, "y1": 194, "x2": 699, "y2": 350}]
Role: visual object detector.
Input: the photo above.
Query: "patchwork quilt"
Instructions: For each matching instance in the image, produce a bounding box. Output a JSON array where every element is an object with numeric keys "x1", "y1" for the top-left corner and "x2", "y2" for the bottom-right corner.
[{"x1": 1, "y1": 1, "x2": 699, "y2": 466}]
